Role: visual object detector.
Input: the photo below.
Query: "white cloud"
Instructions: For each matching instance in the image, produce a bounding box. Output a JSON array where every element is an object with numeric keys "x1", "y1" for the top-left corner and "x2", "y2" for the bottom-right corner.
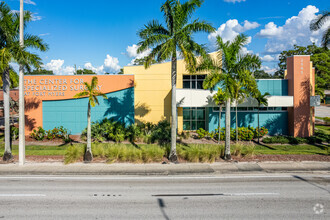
[
  {"x1": 208, "y1": 19, "x2": 259, "y2": 44},
  {"x1": 31, "y1": 13, "x2": 42, "y2": 21},
  {"x1": 126, "y1": 44, "x2": 151, "y2": 65},
  {"x1": 44, "y1": 54, "x2": 121, "y2": 75},
  {"x1": 24, "y1": 0, "x2": 36, "y2": 5},
  {"x1": 103, "y1": 55, "x2": 121, "y2": 73},
  {"x1": 261, "y1": 65, "x2": 277, "y2": 74},
  {"x1": 39, "y1": 33, "x2": 50, "y2": 37},
  {"x1": 43, "y1": 59, "x2": 75, "y2": 75},
  {"x1": 260, "y1": 55, "x2": 275, "y2": 62},
  {"x1": 223, "y1": 0, "x2": 246, "y2": 3},
  {"x1": 257, "y1": 5, "x2": 330, "y2": 53}
]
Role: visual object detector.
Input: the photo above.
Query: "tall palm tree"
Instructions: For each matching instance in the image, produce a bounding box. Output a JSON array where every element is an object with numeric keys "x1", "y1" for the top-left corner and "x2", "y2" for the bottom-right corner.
[
  {"x1": 137, "y1": 0, "x2": 215, "y2": 162},
  {"x1": 200, "y1": 34, "x2": 261, "y2": 160},
  {"x1": 212, "y1": 89, "x2": 226, "y2": 144},
  {"x1": 74, "y1": 77, "x2": 107, "y2": 162},
  {"x1": 0, "y1": 2, "x2": 48, "y2": 161},
  {"x1": 254, "y1": 91, "x2": 270, "y2": 143},
  {"x1": 310, "y1": 11, "x2": 329, "y2": 49}
]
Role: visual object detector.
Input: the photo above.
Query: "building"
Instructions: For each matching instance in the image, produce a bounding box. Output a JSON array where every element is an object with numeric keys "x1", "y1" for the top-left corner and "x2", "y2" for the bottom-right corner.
[
  {"x1": 0, "y1": 55, "x2": 318, "y2": 137},
  {"x1": 124, "y1": 55, "x2": 318, "y2": 137}
]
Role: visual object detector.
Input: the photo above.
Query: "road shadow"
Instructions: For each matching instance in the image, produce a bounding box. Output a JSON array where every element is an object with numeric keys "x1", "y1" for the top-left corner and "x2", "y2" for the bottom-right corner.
[
  {"x1": 292, "y1": 175, "x2": 330, "y2": 194},
  {"x1": 157, "y1": 198, "x2": 170, "y2": 220}
]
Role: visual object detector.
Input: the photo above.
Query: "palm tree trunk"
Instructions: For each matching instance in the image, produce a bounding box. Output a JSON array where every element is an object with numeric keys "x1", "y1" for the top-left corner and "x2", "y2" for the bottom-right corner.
[
  {"x1": 218, "y1": 104, "x2": 221, "y2": 144},
  {"x1": 169, "y1": 56, "x2": 178, "y2": 162},
  {"x1": 257, "y1": 107, "x2": 260, "y2": 143},
  {"x1": 2, "y1": 68, "x2": 12, "y2": 161},
  {"x1": 19, "y1": 0, "x2": 25, "y2": 165},
  {"x1": 224, "y1": 98, "x2": 231, "y2": 160},
  {"x1": 236, "y1": 104, "x2": 238, "y2": 142},
  {"x1": 84, "y1": 102, "x2": 93, "y2": 162}
]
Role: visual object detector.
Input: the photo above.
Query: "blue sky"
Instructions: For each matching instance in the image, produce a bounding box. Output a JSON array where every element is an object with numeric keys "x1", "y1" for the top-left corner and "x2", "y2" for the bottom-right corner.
[{"x1": 6, "y1": 0, "x2": 330, "y2": 74}]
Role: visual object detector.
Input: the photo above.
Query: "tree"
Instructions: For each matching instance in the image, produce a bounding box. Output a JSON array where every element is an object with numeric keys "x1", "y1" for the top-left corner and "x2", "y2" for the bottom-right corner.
[
  {"x1": 310, "y1": 10, "x2": 329, "y2": 49},
  {"x1": 254, "y1": 91, "x2": 270, "y2": 143},
  {"x1": 0, "y1": 68, "x2": 19, "y2": 88},
  {"x1": 253, "y1": 70, "x2": 272, "y2": 79},
  {"x1": 29, "y1": 69, "x2": 54, "y2": 75},
  {"x1": 212, "y1": 89, "x2": 226, "y2": 144},
  {"x1": 74, "y1": 77, "x2": 107, "y2": 162},
  {"x1": 274, "y1": 44, "x2": 330, "y2": 99},
  {"x1": 76, "y1": 69, "x2": 97, "y2": 75},
  {"x1": 0, "y1": 2, "x2": 48, "y2": 161},
  {"x1": 200, "y1": 34, "x2": 261, "y2": 160},
  {"x1": 137, "y1": 0, "x2": 215, "y2": 162}
]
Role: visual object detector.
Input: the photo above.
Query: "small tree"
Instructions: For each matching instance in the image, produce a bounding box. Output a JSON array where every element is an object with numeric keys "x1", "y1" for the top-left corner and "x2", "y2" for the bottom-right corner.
[
  {"x1": 74, "y1": 77, "x2": 107, "y2": 162},
  {"x1": 254, "y1": 91, "x2": 270, "y2": 143}
]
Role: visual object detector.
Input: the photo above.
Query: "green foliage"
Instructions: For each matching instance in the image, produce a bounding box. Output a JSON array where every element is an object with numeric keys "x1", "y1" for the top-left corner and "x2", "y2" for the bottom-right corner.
[
  {"x1": 150, "y1": 120, "x2": 171, "y2": 145},
  {"x1": 64, "y1": 145, "x2": 84, "y2": 164},
  {"x1": 262, "y1": 132, "x2": 329, "y2": 145},
  {"x1": 81, "y1": 119, "x2": 171, "y2": 144},
  {"x1": 10, "y1": 126, "x2": 18, "y2": 140},
  {"x1": 31, "y1": 127, "x2": 46, "y2": 141},
  {"x1": 29, "y1": 69, "x2": 54, "y2": 75},
  {"x1": 274, "y1": 44, "x2": 330, "y2": 98},
  {"x1": 31, "y1": 126, "x2": 71, "y2": 142},
  {"x1": 178, "y1": 144, "x2": 224, "y2": 163},
  {"x1": 76, "y1": 69, "x2": 96, "y2": 75},
  {"x1": 231, "y1": 143, "x2": 255, "y2": 157},
  {"x1": 196, "y1": 127, "x2": 267, "y2": 141},
  {"x1": 253, "y1": 70, "x2": 273, "y2": 79}
]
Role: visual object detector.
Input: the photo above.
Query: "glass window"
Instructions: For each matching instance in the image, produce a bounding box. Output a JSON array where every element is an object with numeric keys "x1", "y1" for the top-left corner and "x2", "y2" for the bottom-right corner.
[
  {"x1": 183, "y1": 81, "x2": 190, "y2": 89},
  {"x1": 282, "y1": 107, "x2": 288, "y2": 111},
  {"x1": 183, "y1": 107, "x2": 206, "y2": 131},
  {"x1": 182, "y1": 74, "x2": 206, "y2": 89}
]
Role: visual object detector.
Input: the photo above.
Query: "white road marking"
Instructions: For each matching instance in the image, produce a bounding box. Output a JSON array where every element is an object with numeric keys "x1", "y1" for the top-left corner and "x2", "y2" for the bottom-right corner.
[{"x1": 0, "y1": 194, "x2": 46, "y2": 197}]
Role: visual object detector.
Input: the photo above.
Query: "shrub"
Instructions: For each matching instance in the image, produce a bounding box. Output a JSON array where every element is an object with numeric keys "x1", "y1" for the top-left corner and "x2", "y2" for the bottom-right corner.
[
  {"x1": 11, "y1": 126, "x2": 19, "y2": 140},
  {"x1": 126, "y1": 124, "x2": 142, "y2": 142},
  {"x1": 31, "y1": 127, "x2": 46, "y2": 141},
  {"x1": 141, "y1": 145, "x2": 165, "y2": 163},
  {"x1": 178, "y1": 144, "x2": 223, "y2": 163},
  {"x1": 262, "y1": 136, "x2": 290, "y2": 144},
  {"x1": 105, "y1": 144, "x2": 143, "y2": 163},
  {"x1": 92, "y1": 144, "x2": 106, "y2": 158},
  {"x1": 64, "y1": 145, "x2": 84, "y2": 164},
  {"x1": 151, "y1": 120, "x2": 171, "y2": 145},
  {"x1": 31, "y1": 126, "x2": 71, "y2": 142},
  {"x1": 231, "y1": 142, "x2": 255, "y2": 157}
]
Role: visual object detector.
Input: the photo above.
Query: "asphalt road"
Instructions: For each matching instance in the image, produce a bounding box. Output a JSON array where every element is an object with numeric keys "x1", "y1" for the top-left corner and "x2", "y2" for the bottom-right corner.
[{"x1": 0, "y1": 174, "x2": 329, "y2": 220}]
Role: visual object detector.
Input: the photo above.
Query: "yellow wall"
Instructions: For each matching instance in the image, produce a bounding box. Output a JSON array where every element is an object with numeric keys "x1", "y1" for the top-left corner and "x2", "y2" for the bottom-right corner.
[
  {"x1": 123, "y1": 52, "x2": 217, "y2": 133},
  {"x1": 124, "y1": 60, "x2": 187, "y2": 128}
]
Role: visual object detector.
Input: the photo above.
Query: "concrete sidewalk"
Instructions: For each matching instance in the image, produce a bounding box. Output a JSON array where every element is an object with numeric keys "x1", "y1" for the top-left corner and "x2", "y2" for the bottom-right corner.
[{"x1": 0, "y1": 161, "x2": 329, "y2": 175}]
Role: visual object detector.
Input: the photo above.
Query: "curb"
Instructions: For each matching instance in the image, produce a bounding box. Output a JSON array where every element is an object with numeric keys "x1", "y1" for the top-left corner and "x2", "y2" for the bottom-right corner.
[{"x1": 0, "y1": 162, "x2": 329, "y2": 176}]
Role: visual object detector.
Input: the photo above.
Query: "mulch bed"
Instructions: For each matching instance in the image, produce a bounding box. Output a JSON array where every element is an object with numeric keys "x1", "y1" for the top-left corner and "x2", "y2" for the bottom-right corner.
[{"x1": 1, "y1": 154, "x2": 329, "y2": 163}]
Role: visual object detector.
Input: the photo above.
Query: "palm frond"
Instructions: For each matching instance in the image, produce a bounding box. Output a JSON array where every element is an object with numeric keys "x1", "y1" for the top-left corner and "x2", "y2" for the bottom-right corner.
[
  {"x1": 310, "y1": 11, "x2": 330, "y2": 31},
  {"x1": 73, "y1": 91, "x2": 89, "y2": 98}
]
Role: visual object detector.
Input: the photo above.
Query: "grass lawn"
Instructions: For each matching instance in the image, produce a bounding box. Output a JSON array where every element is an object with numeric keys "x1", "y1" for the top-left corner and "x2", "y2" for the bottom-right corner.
[
  {"x1": 1, "y1": 141, "x2": 328, "y2": 158},
  {"x1": 0, "y1": 144, "x2": 68, "y2": 156},
  {"x1": 254, "y1": 144, "x2": 328, "y2": 155},
  {"x1": 316, "y1": 124, "x2": 330, "y2": 135}
]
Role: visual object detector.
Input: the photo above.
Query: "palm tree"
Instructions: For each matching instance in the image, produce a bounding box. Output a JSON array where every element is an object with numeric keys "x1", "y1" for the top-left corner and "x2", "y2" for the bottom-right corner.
[
  {"x1": 232, "y1": 71, "x2": 258, "y2": 142},
  {"x1": 137, "y1": 0, "x2": 215, "y2": 162},
  {"x1": 254, "y1": 91, "x2": 270, "y2": 143},
  {"x1": 0, "y1": 2, "x2": 48, "y2": 161},
  {"x1": 74, "y1": 77, "x2": 107, "y2": 162},
  {"x1": 310, "y1": 10, "x2": 329, "y2": 49},
  {"x1": 212, "y1": 89, "x2": 226, "y2": 143},
  {"x1": 200, "y1": 34, "x2": 261, "y2": 160}
]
